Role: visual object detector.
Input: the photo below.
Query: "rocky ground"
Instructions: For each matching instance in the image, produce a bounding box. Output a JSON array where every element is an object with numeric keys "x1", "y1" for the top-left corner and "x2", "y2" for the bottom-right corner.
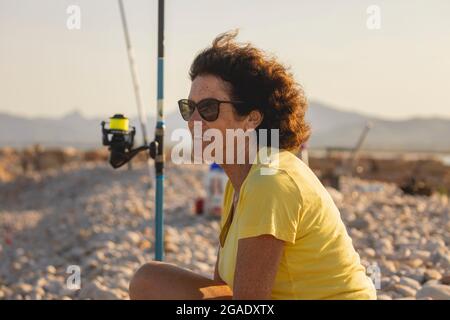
[{"x1": 0, "y1": 162, "x2": 449, "y2": 300}]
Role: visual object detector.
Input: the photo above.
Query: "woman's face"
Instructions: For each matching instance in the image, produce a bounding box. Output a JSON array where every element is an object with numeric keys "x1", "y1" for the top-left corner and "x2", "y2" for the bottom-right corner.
[{"x1": 188, "y1": 74, "x2": 249, "y2": 164}]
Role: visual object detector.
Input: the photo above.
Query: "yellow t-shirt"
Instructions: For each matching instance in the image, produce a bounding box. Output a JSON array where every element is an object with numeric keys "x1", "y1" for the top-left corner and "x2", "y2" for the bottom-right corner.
[{"x1": 218, "y1": 147, "x2": 376, "y2": 299}]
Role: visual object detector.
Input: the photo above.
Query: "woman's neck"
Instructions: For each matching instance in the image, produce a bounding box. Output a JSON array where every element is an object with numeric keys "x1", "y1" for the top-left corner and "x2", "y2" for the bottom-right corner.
[
  {"x1": 221, "y1": 163, "x2": 253, "y2": 195},
  {"x1": 220, "y1": 147, "x2": 259, "y2": 194}
]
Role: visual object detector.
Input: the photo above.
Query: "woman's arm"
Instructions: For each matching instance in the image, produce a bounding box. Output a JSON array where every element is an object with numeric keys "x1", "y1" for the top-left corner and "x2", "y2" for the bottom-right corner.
[{"x1": 233, "y1": 234, "x2": 284, "y2": 300}]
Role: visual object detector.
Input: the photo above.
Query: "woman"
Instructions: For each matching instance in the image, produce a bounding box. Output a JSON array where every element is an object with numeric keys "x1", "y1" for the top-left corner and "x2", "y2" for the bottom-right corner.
[{"x1": 129, "y1": 31, "x2": 377, "y2": 300}]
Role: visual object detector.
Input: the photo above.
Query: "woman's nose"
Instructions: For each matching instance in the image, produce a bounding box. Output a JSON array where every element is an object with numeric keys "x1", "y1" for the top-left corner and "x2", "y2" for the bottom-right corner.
[
  {"x1": 188, "y1": 108, "x2": 203, "y2": 133},
  {"x1": 190, "y1": 108, "x2": 202, "y2": 121}
]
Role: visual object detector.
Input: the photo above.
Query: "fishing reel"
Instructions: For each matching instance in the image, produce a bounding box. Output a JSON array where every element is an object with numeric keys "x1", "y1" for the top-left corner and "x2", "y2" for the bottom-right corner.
[{"x1": 101, "y1": 114, "x2": 158, "y2": 169}]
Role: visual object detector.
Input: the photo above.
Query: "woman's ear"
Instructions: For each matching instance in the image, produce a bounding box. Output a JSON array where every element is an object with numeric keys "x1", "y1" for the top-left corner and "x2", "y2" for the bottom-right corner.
[{"x1": 245, "y1": 110, "x2": 264, "y2": 130}]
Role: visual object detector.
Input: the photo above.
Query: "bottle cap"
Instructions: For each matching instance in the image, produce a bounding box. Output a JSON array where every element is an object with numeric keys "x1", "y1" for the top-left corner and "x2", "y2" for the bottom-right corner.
[{"x1": 210, "y1": 162, "x2": 223, "y2": 171}]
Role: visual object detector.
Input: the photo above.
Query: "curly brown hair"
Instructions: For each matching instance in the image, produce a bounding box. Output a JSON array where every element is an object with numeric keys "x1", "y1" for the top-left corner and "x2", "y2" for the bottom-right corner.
[{"x1": 189, "y1": 30, "x2": 310, "y2": 152}]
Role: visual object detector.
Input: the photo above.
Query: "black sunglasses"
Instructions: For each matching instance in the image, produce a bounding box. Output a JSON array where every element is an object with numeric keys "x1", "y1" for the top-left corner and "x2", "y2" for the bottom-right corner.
[{"x1": 178, "y1": 98, "x2": 244, "y2": 122}]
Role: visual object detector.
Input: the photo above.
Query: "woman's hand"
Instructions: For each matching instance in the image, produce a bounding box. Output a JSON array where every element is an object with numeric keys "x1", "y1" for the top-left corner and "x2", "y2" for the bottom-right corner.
[{"x1": 233, "y1": 234, "x2": 284, "y2": 300}]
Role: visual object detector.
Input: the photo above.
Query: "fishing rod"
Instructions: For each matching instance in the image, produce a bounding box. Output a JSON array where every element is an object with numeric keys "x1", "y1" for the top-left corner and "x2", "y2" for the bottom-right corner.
[
  {"x1": 117, "y1": 0, "x2": 149, "y2": 147},
  {"x1": 116, "y1": 0, "x2": 154, "y2": 178},
  {"x1": 154, "y1": 0, "x2": 165, "y2": 262},
  {"x1": 101, "y1": 0, "x2": 165, "y2": 261}
]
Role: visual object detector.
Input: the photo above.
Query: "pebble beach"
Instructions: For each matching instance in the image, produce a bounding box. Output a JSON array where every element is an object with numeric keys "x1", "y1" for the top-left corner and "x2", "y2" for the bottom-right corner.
[{"x1": 0, "y1": 161, "x2": 449, "y2": 300}]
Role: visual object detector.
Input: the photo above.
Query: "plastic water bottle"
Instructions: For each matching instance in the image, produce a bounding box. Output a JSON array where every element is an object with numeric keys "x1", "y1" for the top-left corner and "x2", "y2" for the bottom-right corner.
[{"x1": 204, "y1": 163, "x2": 228, "y2": 217}]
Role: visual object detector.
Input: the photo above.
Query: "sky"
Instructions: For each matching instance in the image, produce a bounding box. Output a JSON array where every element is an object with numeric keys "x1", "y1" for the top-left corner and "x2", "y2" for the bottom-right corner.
[{"x1": 0, "y1": 0, "x2": 449, "y2": 120}]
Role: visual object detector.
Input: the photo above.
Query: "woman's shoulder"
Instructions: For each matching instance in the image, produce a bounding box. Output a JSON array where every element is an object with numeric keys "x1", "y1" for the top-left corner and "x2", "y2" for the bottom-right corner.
[
  {"x1": 243, "y1": 150, "x2": 303, "y2": 201},
  {"x1": 245, "y1": 148, "x2": 333, "y2": 205},
  {"x1": 245, "y1": 149, "x2": 303, "y2": 188}
]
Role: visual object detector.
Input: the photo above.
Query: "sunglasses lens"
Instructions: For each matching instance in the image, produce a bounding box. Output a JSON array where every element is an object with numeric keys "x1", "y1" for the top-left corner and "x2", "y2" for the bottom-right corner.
[
  {"x1": 198, "y1": 99, "x2": 219, "y2": 121},
  {"x1": 178, "y1": 100, "x2": 194, "y2": 121}
]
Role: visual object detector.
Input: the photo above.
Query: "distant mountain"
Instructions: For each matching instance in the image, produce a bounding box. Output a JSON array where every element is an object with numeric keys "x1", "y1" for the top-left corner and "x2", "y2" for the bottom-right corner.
[
  {"x1": 307, "y1": 102, "x2": 450, "y2": 152},
  {"x1": 306, "y1": 101, "x2": 369, "y2": 134},
  {"x1": 0, "y1": 109, "x2": 189, "y2": 149},
  {"x1": 1, "y1": 102, "x2": 449, "y2": 152},
  {"x1": 0, "y1": 111, "x2": 102, "y2": 149}
]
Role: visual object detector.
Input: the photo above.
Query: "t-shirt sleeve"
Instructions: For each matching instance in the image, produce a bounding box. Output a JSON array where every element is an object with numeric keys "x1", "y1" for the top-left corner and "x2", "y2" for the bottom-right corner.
[{"x1": 236, "y1": 170, "x2": 302, "y2": 244}]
